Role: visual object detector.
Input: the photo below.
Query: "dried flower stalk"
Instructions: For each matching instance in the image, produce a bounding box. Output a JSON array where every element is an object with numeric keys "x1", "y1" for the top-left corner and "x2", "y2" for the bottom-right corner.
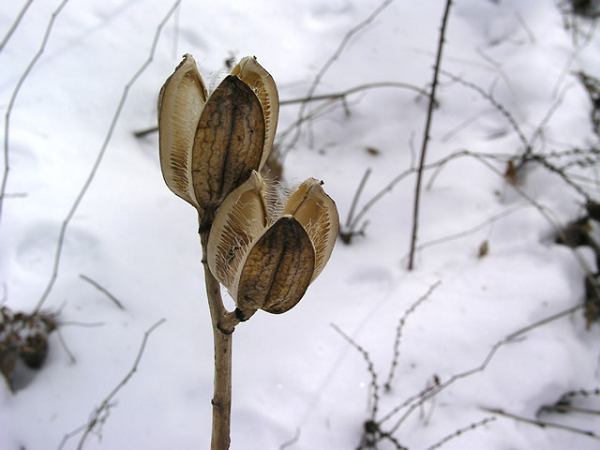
[{"x1": 158, "y1": 55, "x2": 337, "y2": 450}]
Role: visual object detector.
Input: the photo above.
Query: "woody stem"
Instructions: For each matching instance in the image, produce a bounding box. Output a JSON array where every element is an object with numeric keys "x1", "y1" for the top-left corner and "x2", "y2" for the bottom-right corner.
[{"x1": 200, "y1": 228, "x2": 233, "y2": 450}]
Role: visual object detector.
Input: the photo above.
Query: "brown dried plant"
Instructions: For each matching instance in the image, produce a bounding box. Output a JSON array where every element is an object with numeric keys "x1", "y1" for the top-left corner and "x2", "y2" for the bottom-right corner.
[{"x1": 158, "y1": 55, "x2": 338, "y2": 449}]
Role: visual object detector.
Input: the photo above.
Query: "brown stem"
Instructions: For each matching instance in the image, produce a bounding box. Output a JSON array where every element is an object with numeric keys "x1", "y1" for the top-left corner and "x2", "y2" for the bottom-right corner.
[
  {"x1": 407, "y1": 0, "x2": 452, "y2": 270},
  {"x1": 200, "y1": 228, "x2": 238, "y2": 450}
]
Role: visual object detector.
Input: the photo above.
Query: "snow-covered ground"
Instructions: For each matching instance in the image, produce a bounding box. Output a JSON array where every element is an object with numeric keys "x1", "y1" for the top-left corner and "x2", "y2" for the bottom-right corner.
[{"x1": 1, "y1": 0, "x2": 600, "y2": 449}]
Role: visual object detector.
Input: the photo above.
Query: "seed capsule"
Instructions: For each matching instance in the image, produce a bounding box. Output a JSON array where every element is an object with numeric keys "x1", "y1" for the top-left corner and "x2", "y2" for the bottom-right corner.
[
  {"x1": 208, "y1": 172, "x2": 338, "y2": 316},
  {"x1": 230, "y1": 56, "x2": 279, "y2": 172},
  {"x1": 158, "y1": 55, "x2": 279, "y2": 224},
  {"x1": 236, "y1": 216, "x2": 315, "y2": 315},
  {"x1": 283, "y1": 178, "x2": 339, "y2": 282},
  {"x1": 192, "y1": 75, "x2": 265, "y2": 213},
  {"x1": 158, "y1": 54, "x2": 207, "y2": 209},
  {"x1": 207, "y1": 171, "x2": 269, "y2": 290}
]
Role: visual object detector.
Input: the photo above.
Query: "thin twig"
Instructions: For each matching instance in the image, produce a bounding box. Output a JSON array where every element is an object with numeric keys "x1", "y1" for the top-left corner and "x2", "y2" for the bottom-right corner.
[
  {"x1": 276, "y1": 96, "x2": 343, "y2": 147},
  {"x1": 347, "y1": 149, "x2": 501, "y2": 236},
  {"x1": 425, "y1": 416, "x2": 497, "y2": 450},
  {"x1": 384, "y1": 281, "x2": 442, "y2": 391},
  {"x1": 440, "y1": 69, "x2": 529, "y2": 149},
  {"x1": 381, "y1": 301, "x2": 583, "y2": 435},
  {"x1": 32, "y1": 0, "x2": 183, "y2": 314},
  {"x1": 504, "y1": 303, "x2": 582, "y2": 341},
  {"x1": 278, "y1": 428, "x2": 301, "y2": 450},
  {"x1": 279, "y1": 81, "x2": 429, "y2": 106},
  {"x1": 57, "y1": 424, "x2": 88, "y2": 450},
  {"x1": 341, "y1": 168, "x2": 372, "y2": 243},
  {"x1": 467, "y1": 151, "x2": 600, "y2": 298},
  {"x1": 483, "y1": 407, "x2": 600, "y2": 441},
  {"x1": 564, "y1": 388, "x2": 600, "y2": 398},
  {"x1": 407, "y1": 0, "x2": 453, "y2": 270},
  {"x1": 1, "y1": 0, "x2": 71, "y2": 228},
  {"x1": 527, "y1": 82, "x2": 576, "y2": 151},
  {"x1": 79, "y1": 274, "x2": 125, "y2": 310},
  {"x1": 403, "y1": 203, "x2": 533, "y2": 261},
  {"x1": 552, "y1": 19, "x2": 597, "y2": 98},
  {"x1": 55, "y1": 327, "x2": 76, "y2": 364},
  {"x1": 332, "y1": 323, "x2": 380, "y2": 421},
  {"x1": 420, "y1": 147, "x2": 599, "y2": 296},
  {"x1": 133, "y1": 81, "x2": 431, "y2": 139},
  {"x1": 440, "y1": 108, "x2": 497, "y2": 142},
  {"x1": 57, "y1": 318, "x2": 166, "y2": 450},
  {"x1": 280, "y1": 0, "x2": 396, "y2": 157},
  {"x1": 541, "y1": 404, "x2": 600, "y2": 415},
  {"x1": 0, "y1": 0, "x2": 34, "y2": 52},
  {"x1": 385, "y1": 339, "x2": 506, "y2": 435},
  {"x1": 515, "y1": 11, "x2": 536, "y2": 44},
  {"x1": 345, "y1": 168, "x2": 372, "y2": 230},
  {"x1": 133, "y1": 126, "x2": 158, "y2": 138}
]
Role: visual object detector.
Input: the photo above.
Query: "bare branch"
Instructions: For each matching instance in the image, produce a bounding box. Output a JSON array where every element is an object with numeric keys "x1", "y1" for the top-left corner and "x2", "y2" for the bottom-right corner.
[
  {"x1": 79, "y1": 274, "x2": 125, "y2": 310},
  {"x1": 380, "y1": 301, "x2": 582, "y2": 436},
  {"x1": 32, "y1": 0, "x2": 183, "y2": 313},
  {"x1": 552, "y1": 19, "x2": 597, "y2": 98},
  {"x1": 0, "y1": 0, "x2": 34, "y2": 52},
  {"x1": 384, "y1": 281, "x2": 442, "y2": 392},
  {"x1": 341, "y1": 168, "x2": 372, "y2": 244},
  {"x1": 425, "y1": 416, "x2": 497, "y2": 450},
  {"x1": 403, "y1": 203, "x2": 533, "y2": 261},
  {"x1": 280, "y1": 0, "x2": 396, "y2": 157},
  {"x1": 1, "y1": 0, "x2": 71, "y2": 227},
  {"x1": 483, "y1": 407, "x2": 600, "y2": 441},
  {"x1": 407, "y1": 0, "x2": 453, "y2": 270},
  {"x1": 332, "y1": 323, "x2": 381, "y2": 421},
  {"x1": 58, "y1": 318, "x2": 166, "y2": 450},
  {"x1": 278, "y1": 428, "x2": 301, "y2": 450},
  {"x1": 279, "y1": 81, "x2": 429, "y2": 106},
  {"x1": 134, "y1": 81, "x2": 430, "y2": 140},
  {"x1": 440, "y1": 70, "x2": 529, "y2": 148}
]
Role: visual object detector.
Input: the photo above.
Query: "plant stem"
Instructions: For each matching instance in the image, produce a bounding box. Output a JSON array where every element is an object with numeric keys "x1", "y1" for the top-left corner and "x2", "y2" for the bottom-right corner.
[
  {"x1": 200, "y1": 229, "x2": 233, "y2": 450},
  {"x1": 407, "y1": 0, "x2": 452, "y2": 270}
]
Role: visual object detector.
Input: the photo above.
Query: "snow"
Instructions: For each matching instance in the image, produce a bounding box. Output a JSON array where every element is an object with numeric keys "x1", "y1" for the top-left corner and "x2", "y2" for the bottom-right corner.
[{"x1": 1, "y1": 0, "x2": 600, "y2": 449}]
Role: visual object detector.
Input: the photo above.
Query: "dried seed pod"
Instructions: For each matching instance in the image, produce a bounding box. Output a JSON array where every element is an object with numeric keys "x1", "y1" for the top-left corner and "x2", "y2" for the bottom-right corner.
[
  {"x1": 283, "y1": 179, "x2": 339, "y2": 282},
  {"x1": 158, "y1": 54, "x2": 207, "y2": 209},
  {"x1": 192, "y1": 75, "x2": 265, "y2": 213},
  {"x1": 158, "y1": 55, "x2": 279, "y2": 226},
  {"x1": 208, "y1": 172, "x2": 338, "y2": 317},
  {"x1": 230, "y1": 56, "x2": 279, "y2": 172},
  {"x1": 235, "y1": 216, "x2": 315, "y2": 315},
  {"x1": 208, "y1": 171, "x2": 269, "y2": 289}
]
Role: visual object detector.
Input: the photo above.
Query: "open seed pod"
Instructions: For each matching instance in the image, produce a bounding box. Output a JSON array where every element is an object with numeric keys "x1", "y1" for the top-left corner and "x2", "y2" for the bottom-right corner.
[
  {"x1": 208, "y1": 171, "x2": 338, "y2": 316},
  {"x1": 158, "y1": 55, "x2": 279, "y2": 224},
  {"x1": 283, "y1": 178, "x2": 339, "y2": 283},
  {"x1": 230, "y1": 56, "x2": 279, "y2": 172},
  {"x1": 236, "y1": 216, "x2": 315, "y2": 315},
  {"x1": 207, "y1": 171, "x2": 270, "y2": 290},
  {"x1": 158, "y1": 54, "x2": 207, "y2": 209}
]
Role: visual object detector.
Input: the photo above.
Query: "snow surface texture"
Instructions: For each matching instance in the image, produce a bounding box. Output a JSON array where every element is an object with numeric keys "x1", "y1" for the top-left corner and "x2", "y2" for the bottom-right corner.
[{"x1": 1, "y1": 0, "x2": 600, "y2": 449}]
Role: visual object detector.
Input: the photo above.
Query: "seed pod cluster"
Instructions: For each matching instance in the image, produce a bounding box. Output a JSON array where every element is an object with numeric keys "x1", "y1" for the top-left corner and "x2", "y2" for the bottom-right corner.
[
  {"x1": 158, "y1": 55, "x2": 279, "y2": 225},
  {"x1": 208, "y1": 171, "x2": 338, "y2": 317},
  {"x1": 158, "y1": 55, "x2": 338, "y2": 321}
]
